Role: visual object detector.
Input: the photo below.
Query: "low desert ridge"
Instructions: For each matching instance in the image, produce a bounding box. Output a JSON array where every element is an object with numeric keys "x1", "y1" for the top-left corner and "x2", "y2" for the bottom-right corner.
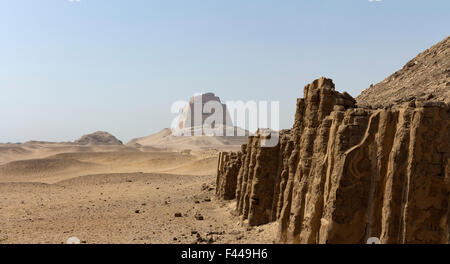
[{"x1": 0, "y1": 133, "x2": 276, "y2": 244}]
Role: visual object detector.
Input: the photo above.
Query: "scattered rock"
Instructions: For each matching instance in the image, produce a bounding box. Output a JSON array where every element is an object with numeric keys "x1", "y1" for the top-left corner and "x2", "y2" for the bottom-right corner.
[
  {"x1": 201, "y1": 183, "x2": 215, "y2": 192},
  {"x1": 195, "y1": 214, "x2": 204, "y2": 221},
  {"x1": 229, "y1": 230, "x2": 241, "y2": 235},
  {"x1": 207, "y1": 231, "x2": 224, "y2": 235}
]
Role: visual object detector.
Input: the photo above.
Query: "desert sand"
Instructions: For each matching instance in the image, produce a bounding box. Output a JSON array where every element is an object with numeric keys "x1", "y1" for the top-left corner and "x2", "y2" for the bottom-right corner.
[
  {"x1": 0, "y1": 141, "x2": 276, "y2": 244},
  {"x1": 127, "y1": 128, "x2": 248, "y2": 151}
]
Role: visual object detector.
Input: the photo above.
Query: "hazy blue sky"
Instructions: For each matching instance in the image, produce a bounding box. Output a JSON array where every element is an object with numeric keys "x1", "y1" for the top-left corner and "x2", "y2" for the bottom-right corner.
[{"x1": 1, "y1": 0, "x2": 449, "y2": 143}]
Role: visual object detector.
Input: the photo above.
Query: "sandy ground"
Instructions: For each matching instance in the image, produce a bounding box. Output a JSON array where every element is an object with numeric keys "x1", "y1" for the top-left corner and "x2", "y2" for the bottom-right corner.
[
  {"x1": 127, "y1": 128, "x2": 248, "y2": 151},
  {"x1": 0, "y1": 144, "x2": 277, "y2": 244}
]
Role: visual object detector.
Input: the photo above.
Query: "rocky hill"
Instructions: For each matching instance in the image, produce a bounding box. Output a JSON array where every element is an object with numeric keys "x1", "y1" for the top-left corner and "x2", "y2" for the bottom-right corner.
[
  {"x1": 357, "y1": 36, "x2": 450, "y2": 108},
  {"x1": 216, "y1": 75, "x2": 449, "y2": 244},
  {"x1": 74, "y1": 131, "x2": 123, "y2": 146}
]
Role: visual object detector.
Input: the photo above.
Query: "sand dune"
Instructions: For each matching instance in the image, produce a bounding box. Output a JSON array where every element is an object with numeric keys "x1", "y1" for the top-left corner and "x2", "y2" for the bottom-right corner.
[
  {"x1": 0, "y1": 143, "x2": 140, "y2": 165},
  {"x1": 164, "y1": 157, "x2": 219, "y2": 176},
  {"x1": 0, "y1": 158, "x2": 100, "y2": 183},
  {"x1": 0, "y1": 170, "x2": 276, "y2": 244},
  {"x1": 127, "y1": 128, "x2": 247, "y2": 151},
  {"x1": 0, "y1": 132, "x2": 273, "y2": 244},
  {"x1": 0, "y1": 147, "x2": 218, "y2": 184}
]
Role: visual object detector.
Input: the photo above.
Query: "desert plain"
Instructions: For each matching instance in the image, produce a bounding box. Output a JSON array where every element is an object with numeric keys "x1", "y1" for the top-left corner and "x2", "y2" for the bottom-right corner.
[{"x1": 0, "y1": 135, "x2": 276, "y2": 244}]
